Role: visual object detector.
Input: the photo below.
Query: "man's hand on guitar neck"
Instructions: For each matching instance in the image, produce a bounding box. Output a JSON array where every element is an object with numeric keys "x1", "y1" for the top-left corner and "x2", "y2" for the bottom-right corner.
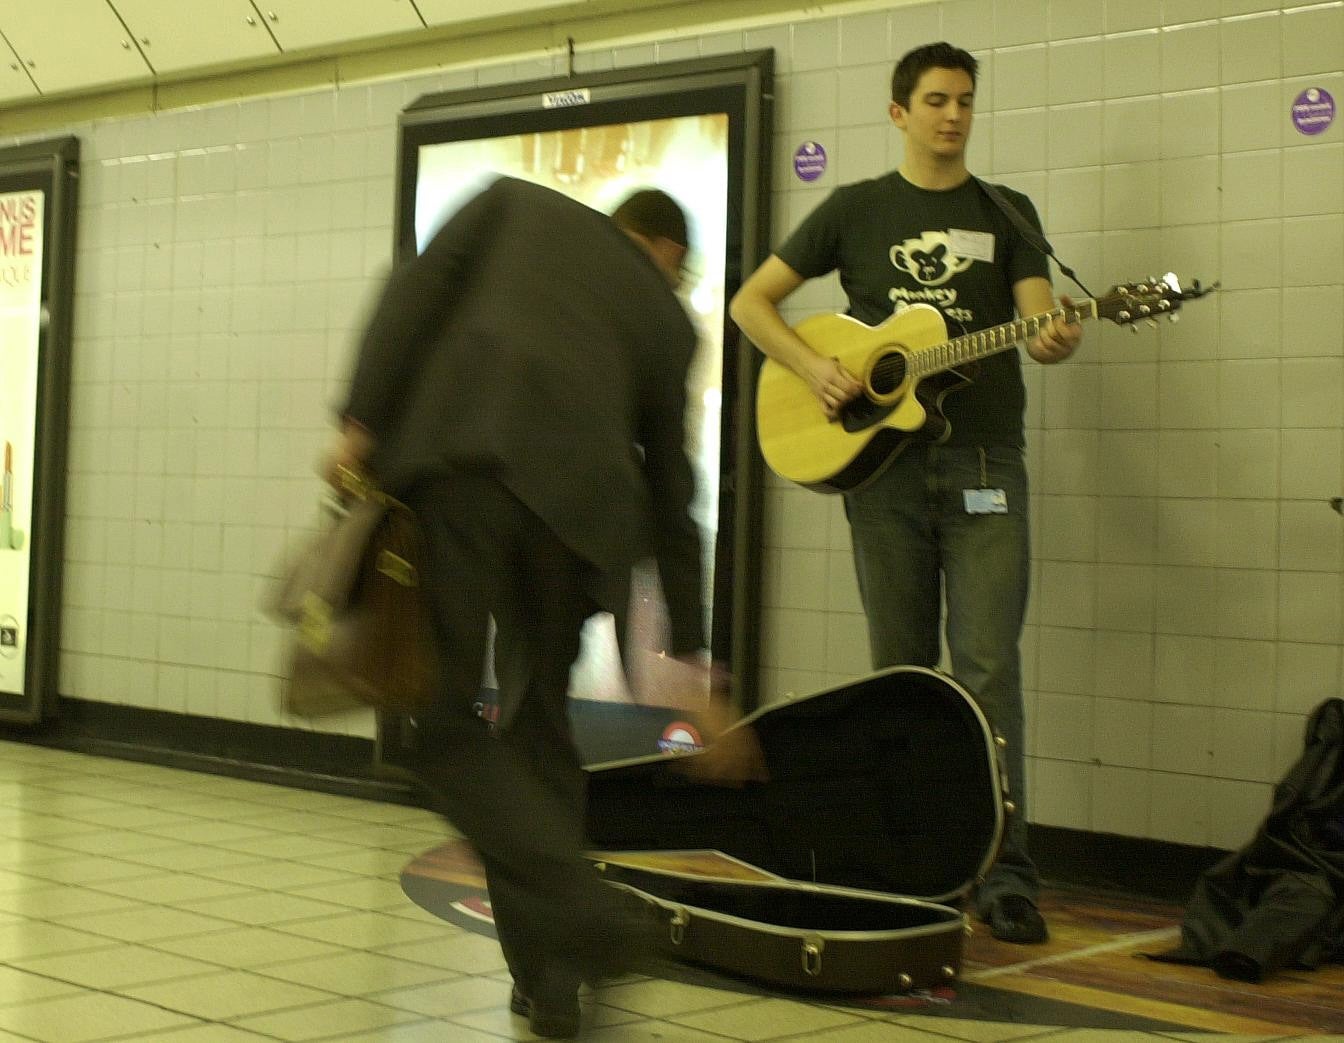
[
  {"x1": 1024, "y1": 292, "x2": 1084, "y2": 365},
  {"x1": 802, "y1": 352, "x2": 864, "y2": 420}
]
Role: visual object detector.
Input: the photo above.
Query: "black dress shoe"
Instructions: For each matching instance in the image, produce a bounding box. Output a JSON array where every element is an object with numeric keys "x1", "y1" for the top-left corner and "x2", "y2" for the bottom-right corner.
[
  {"x1": 510, "y1": 983, "x2": 580, "y2": 1038},
  {"x1": 986, "y1": 894, "x2": 1048, "y2": 944}
]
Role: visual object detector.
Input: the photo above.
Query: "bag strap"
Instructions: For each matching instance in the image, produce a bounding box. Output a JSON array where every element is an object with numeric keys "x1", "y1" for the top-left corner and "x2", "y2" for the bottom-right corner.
[{"x1": 975, "y1": 176, "x2": 1094, "y2": 298}]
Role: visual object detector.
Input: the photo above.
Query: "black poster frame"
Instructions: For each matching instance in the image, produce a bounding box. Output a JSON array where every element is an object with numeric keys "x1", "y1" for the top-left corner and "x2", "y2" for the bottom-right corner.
[
  {"x1": 0, "y1": 136, "x2": 79, "y2": 725},
  {"x1": 375, "y1": 50, "x2": 773, "y2": 768}
]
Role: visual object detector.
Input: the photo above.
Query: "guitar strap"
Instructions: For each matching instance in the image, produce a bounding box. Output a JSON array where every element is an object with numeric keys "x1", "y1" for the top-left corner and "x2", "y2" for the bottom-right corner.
[{"x1": 974, "y1": 177, "x2": 1094, "y2": 298}]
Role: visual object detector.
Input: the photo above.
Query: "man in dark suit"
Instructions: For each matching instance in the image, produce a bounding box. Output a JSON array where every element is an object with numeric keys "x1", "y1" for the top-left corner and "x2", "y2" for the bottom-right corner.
[{"x1": 327, "y1": 178, "x2": 719, "y2": 1038}]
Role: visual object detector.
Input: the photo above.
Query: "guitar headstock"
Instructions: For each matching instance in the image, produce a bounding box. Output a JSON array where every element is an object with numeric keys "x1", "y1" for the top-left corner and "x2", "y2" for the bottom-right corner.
[{"x1": 1095, "y1": 273, "x2": 1218, "y2": 328}]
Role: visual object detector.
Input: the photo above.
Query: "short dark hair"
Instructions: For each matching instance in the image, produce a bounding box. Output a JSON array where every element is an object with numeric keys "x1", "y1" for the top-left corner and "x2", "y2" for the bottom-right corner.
[
  {"x1": 611, "y1": 188, "x2": 689, "y2": 248},
  {"x1": 890, "y1": 42, "x2": 979, "y2": 108}
]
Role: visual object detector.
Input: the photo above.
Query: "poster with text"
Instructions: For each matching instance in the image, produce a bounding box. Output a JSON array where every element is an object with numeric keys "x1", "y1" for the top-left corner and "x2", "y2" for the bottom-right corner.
[{"x1": 0, "y1": 188, "x2": 44, "y2": 697}]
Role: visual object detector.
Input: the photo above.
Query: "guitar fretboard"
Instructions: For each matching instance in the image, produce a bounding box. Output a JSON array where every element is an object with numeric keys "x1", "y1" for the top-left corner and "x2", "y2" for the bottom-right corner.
[{"x1": 906, "y1": 301, "x2": 1097, "y2": 378}]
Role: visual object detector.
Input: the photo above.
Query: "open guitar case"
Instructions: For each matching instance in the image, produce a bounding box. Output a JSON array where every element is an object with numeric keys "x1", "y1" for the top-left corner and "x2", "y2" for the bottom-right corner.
[{"x1": 583, "y1": 665, "x2": 1008, "y2": 995}]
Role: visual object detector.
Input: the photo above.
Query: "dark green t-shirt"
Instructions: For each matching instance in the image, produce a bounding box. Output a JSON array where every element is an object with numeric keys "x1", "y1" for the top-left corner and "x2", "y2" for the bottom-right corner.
[{"x1": 776, "y1": 171, "x2": 1050, "y2": 447}]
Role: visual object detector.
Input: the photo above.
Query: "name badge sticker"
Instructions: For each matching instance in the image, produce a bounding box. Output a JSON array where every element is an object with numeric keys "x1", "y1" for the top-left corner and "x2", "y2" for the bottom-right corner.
[
  {"x1": 949, "y1": 229, "x2": 995, "y2": 263},
  {"x1": 963, "y1": 488, "x2": 1007, "y2": 514}
]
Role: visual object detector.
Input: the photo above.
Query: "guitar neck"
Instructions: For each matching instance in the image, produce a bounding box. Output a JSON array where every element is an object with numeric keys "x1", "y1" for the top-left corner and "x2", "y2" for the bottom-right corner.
[{"x1": 907, "y1": 300, "x2": 1097, "y2": 378}]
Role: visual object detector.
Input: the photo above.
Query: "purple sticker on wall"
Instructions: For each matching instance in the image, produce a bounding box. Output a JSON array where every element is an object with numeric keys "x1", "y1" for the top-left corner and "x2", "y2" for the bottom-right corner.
[
  {"x1": 793, "y1": 141, "x2": 827, "y2": 182},
  {"x1": 1291, "y1": 88, "x2": 1335, "y2": 136}
]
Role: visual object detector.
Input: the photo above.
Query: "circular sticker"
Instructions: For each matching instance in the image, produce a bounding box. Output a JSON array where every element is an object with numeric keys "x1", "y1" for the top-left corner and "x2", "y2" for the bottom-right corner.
[
  {"x1": 1291, "y1": 88, "x2": 1336, "y2": 136},
  {"x1": 793, "y1": 140, "x2": 828, "y2": 182}
]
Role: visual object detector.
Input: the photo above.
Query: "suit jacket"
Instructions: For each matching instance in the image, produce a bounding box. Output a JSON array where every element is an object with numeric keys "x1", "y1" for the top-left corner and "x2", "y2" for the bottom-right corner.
[{"x1": 342, "y1": 177, "x2": 706, "y2": 654}]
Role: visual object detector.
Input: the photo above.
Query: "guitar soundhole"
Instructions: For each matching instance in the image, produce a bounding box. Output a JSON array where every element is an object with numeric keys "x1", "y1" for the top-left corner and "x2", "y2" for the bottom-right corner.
[
  {"x1": 868, "y1": 352, "x2": 907, "y2": 395},
  {"x1": 841, "y1": 397, "x2": 896, "y2": 433}
]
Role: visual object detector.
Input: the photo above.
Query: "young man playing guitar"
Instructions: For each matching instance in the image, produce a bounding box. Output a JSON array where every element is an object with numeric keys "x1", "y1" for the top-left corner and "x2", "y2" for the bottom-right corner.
[{"x1": 731, "y1": 41, "x2": 1083, "y2": 944}]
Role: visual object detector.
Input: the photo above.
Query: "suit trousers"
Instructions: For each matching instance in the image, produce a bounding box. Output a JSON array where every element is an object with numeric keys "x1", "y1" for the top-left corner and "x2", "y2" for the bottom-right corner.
[{"x1": 406, "y1": 471, "x2": 637, "y2": 997}]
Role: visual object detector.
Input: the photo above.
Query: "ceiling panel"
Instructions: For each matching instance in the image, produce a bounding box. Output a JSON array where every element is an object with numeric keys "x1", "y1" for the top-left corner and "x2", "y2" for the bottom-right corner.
[
  {"x1": 0, "y1": 36, "x2": 38, "y2": 103},
  {"x1": 0, "y1": 0, "x2": 152, "y2": 96},
  {"x1": 109, "y1": 0, "x2": 281, "y2": 75},
  {"x1": 256, "y1": 0, "x2": 424, "y2": 54}
]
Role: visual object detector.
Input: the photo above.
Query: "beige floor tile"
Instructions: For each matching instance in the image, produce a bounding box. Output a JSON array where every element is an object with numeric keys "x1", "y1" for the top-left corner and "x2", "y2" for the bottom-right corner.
[
  {"x1": 375, "y1": 931, "x2": 510, "y2": 974},
  {"x1": 194, "y1": 859, "x2": 358, "y2": 890},
  {"x1": 275, "y1": 909, "x2": 452, "y2": 947},
  {"x1": 0, "y1": 920, "x2": 112, "y2": 960},
  {"x1": 118, "y1": 1026, "x2": 277, "y2": 1041},
  {"x1": 287, "y1": 876, "x2": 411, "y2": 910},
  {"x1": 0, "y1": 868, "x2": 81, "y2": 894},
  {"x1": 57, "y1": 806, "x2": 196, "y2": 831},
  {"x1": 122, "y1": 968, "x2": 338, "y2": 1020},
  {"x1": 234, "y1": 997, "x2": 423, "y2": 1040},
  {"x1": 40, "y1": 830, "x2": 181, "y2": 857},
  {"x1": 0, "y1": 964, "x2": 83, "y2": 1005},
  {"x1": 0, "y1": 884, "x2": 140, "y2": 919},
  {"x1": 583, "y1": 1020, "x2": 763, "y2": 1042},
  {"x1": 322, "y1": 804, "x2": 444, "y2": 828},
  {"x1": 891, "y1": 1017, "x2": 1072, "y2": 1041},
  {"x1": 213, "y1": 834, "x2": 368, "y2": 860},
  {"x1": 307, "y1": 848, "x2": 418, "y2": 876},
  {"x1": 670, "y1": 996, "x2": 866, "y2": 1040},
  {"x1": 808, "y1": 1021, "x2": 976, "y2": 1041},
  {"x1": 595, "y1": 976, "x2": 747, "y2": 1019},
  {"x1": 1043, "y1": 1034, "x2": 1179, "y2": 1042},
  {"x1": 328, "y1": 1021, "x2": 501, "y2": 1042},
  {"x1": 0, "y1": 837, "x2": 89, "y2": 864},
  {"x1": 163, "y1": 797, "x2": 279, "y2": 820},
  {"x1": 69, "y1": 904, "x2": 236, "y2": 942},
  {"x1": 1157, "y1": 1035, "x2": 1287, "y2": 1042},
  {"x1": 177, "y1": 889, "x2": 351, "y2": 925},
  {"x1": 0, "y1": 815, "x2": 102, "y2": 839},
  {"x1": 374, "y1": 973, "x2": 512, "y2": 1017},
  {"x1": 65, "y1": 783, "x2": 182, "y2": 804},
  {"x1": 137, "y1": 820, "x2": 281, "y2": 845},
  {"x1": 309, "y1": 823, "x2": 444, "y2": 848},
  {"x1": 13, "y1": 854, "x2": 160, "y2": 886},
  {"x1": 255, "y1": 949, "x2": 457, "y2": 995},
  {"x1": 0, "y1": 990, "x2": 195, "y2": 1043},
  {"x1": 18, "y1": 774, "x2": 125, "y2": 795},
  {"x1": 247, "y1": 810, "x2": 358, "y2": 833},
  {"x1": 3, "y1": 797, "x2": 123, "y2": 820},
  {"x1": 11, "y1": 942, "x2": 224, "y2": 989},
  {"x1": 148, "y1": 925, "x2": 348, "y2": 967},
  {"x1": 85, "y1": 871, "x2": 256, "y2": 904},
  {"x1": 106, "y1": 843, "x2": 260, "y2": 872},
  {"x1": 458, "y1": 994, "x2": 644, "y2": 1038}
]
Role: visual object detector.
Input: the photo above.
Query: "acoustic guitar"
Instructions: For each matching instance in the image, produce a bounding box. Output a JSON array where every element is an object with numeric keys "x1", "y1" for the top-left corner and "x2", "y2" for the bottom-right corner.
[{"x1": 756, "y1": 274, "x2": 1214, "y2": 493}]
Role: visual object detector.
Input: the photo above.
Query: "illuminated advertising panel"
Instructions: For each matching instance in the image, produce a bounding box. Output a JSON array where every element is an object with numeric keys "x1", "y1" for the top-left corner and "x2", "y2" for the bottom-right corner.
[{"x1": 0, "y1": 137, "x2": 78, "y2": 723}]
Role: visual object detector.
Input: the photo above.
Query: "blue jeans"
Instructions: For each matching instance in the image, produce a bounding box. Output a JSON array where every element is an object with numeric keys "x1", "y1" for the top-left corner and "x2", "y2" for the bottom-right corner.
[{"x1": 844, "y1": 442, "x2": 1037, "y2": 913}]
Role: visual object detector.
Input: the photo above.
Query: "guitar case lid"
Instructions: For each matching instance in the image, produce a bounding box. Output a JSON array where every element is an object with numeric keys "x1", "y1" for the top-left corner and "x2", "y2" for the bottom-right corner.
[{"x1": 584, "y1": 666, "x2": 1006, "y2": 903}]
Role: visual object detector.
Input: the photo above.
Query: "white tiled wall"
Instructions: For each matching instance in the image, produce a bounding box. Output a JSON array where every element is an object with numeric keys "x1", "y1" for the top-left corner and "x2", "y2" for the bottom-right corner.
[{"x1": 14, "y1": 0, "x2": 1344, "y2": 851}]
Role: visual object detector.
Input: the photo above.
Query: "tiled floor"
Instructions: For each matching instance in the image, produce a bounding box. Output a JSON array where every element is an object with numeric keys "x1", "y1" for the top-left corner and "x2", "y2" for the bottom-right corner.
[{"x1": 0, "y1": 739, "x2": 1321, "y2": 1042}]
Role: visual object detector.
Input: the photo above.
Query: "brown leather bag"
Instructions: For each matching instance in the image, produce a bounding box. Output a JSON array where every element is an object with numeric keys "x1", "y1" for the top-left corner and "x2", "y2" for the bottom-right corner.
[{"x1": 270, "y1": 468, "x2": 437, "y2": 717}]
